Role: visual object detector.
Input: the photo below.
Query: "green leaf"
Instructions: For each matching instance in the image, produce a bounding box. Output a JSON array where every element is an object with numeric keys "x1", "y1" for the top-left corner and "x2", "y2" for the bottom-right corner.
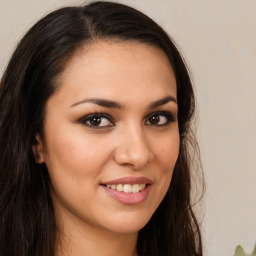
[
  {"x1": 252, "y1": 244, "x2": 256, "y2": 254},
  {"x1": 234, "y1": 246, "x2": 247, "y2": 256},
  {"x1": 249, "y1": 244, "x2": 256, "y2": 256}
]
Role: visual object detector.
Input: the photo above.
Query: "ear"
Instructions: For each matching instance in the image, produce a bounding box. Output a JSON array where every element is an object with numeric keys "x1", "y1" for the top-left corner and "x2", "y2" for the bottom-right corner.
[{"x1": 32, "y1": 134, "x2": 45, "y2": 164}]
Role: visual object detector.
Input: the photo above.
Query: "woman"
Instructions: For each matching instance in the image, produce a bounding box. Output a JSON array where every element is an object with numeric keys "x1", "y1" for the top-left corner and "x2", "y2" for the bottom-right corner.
[{"x1": 0, "y1": 1, "x2": 203, "y2": 255}]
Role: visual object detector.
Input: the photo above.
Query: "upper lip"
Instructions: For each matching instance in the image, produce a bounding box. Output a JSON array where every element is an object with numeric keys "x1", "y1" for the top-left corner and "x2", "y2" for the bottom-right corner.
[{"x1": 101, "y1": 176, "x2": 153, "y2": 185}]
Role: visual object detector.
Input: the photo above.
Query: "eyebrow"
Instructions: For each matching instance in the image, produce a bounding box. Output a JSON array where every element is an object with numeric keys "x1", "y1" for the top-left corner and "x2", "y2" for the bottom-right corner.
[
  {"x1": 70, "y1": 98, "x2": 124, "y2": 109},
  {"x1": 70, "y1": 96, "x2": 177, "y2": 109},
  {"x1": 148, "y1": 96, "x2": 177, "y2": 108}
]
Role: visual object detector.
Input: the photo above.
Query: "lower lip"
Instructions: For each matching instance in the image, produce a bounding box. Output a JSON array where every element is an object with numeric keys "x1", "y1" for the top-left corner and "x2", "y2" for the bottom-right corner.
[{"x1": 101, "y1": 185, "x2": 151, "y2": 205}]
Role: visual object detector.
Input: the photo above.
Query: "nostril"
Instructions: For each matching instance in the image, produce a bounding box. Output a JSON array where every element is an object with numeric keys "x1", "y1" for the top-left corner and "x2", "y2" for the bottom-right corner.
[{"x1": 113, "y1": 135, "x2": 154, "y2": 169}]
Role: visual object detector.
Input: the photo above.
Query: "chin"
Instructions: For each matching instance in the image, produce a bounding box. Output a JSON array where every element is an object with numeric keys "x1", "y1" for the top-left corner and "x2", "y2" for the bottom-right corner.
[{"x1": 102, "y1": 211, "x2": 153, "y2": 234}]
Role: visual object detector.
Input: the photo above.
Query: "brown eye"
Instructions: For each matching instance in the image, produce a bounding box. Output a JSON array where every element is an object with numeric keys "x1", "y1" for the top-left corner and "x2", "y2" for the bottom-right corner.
[
  {"x1": 145, "y1": 111, "x2": 176, "y2": 126},
  {"x1": 149, "y1": 115, "x2": 160, "y2": 125},
  {"x1": 89, "y1": 117, "x2": 102, "y2": 126},
  {"x1": 86, "y1": 116, "x2": 113, "y2": 127},
  {"x1": 79, "y1": 113, "x2": 114, "y2": 128}
]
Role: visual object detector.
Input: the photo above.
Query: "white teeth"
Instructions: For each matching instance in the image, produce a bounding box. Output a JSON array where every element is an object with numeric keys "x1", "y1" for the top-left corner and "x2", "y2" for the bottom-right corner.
[
  {"x1": 132, "y1": 184, "x2": 140, "y2": 193},
  {"x1": 110, "y1": 185, "x2": 116, "y2": 189},
  {"x1": 124, "y1": 184, "x2": 132, "y2": 193},
  {"x1": 116, "y1": 184, "x2": 124, "y2": 191},
  {"x1": 107, "y1": 184, "x2": 117, "y2": 189},
  {"x1": 139, "y1": 184, "x2": 146, "y2": 190},
  {"x1": 105, "y1": 183, "x2": 146, "y2": 193}
]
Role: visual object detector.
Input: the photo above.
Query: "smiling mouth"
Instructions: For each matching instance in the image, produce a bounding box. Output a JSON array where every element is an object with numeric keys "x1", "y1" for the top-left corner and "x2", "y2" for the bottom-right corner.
[
  {"x1": 101, "y1": 179, "x2": 151, "y2": 204},
  {"x1": 104, "y1": 184, "x2": 146, "y2": 193}
]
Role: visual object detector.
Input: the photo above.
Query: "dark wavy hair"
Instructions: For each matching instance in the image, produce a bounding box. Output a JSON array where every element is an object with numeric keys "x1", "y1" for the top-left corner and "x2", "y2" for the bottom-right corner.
[{"x1": 0, "y1": 1, "x2": 204, "y2": 255}]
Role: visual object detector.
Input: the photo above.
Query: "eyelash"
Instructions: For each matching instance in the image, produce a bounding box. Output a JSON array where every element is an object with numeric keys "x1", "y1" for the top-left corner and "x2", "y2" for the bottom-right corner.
[
  {"x1": 78, "y1": 113, "x2": 114, "y2": 128},
  {"x1": 145, "y1": 111, "x2": 177, "y2": 126},
  {"x1": 78, "y1": 111, "x2": 176, "y2": 128}
]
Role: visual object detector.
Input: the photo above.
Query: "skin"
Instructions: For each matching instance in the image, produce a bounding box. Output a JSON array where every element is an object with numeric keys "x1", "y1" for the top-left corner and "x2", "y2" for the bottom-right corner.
[{"x1": 35, "y1": 41, "x2": 180, "y2": 256}]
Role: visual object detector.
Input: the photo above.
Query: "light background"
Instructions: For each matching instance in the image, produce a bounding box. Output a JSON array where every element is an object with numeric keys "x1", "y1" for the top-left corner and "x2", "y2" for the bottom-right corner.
[{"x1": 0, "y1": 0, "x2": 255, "y2": 255}]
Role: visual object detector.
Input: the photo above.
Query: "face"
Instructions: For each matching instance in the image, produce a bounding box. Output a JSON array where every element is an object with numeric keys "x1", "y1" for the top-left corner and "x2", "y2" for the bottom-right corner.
[{"x1": 35, "y1": 41, "x2": 179, "y2": 235}]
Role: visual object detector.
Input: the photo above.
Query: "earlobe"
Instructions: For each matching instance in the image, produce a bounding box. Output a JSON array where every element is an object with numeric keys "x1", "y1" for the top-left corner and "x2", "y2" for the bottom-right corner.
[{"x1": 32, "y1": 134, "x2": 45, "y2": 164}]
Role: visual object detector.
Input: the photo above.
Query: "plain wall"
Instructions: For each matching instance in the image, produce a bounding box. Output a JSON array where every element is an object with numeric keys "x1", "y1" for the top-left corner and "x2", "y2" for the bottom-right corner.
[{"x1": 0, "y1": 0, "x2": 255, "y2": 255}]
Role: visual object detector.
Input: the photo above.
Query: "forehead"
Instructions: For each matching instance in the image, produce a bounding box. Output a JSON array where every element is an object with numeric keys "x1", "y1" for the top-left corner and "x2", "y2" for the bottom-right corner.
[{"x1": 54, "y1": 40, "x2": 177, "y2": 107}]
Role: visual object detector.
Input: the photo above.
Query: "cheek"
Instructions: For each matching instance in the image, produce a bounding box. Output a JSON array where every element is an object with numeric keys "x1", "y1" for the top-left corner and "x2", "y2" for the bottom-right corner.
[
  {"x1": 151, "y1": 131, "x2": 180, "y2": 190},
  {"x1": 43, "y1": 130, "x2": 115, "y2": 209},
  {"x1": 44, "y1": 129, "x2": 113, "y2": 177},
  {"x1": 146, "y1": 133, "x2": 179, "y2": 211},
  {"x1": 153, "y1": 133, "x2": 180, "y2": 173}
]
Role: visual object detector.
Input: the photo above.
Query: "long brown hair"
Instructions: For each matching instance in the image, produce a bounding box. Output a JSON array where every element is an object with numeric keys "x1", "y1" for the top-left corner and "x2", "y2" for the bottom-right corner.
[{"x1": 0, "y1": 1, "x2": 204, "y2": 255}]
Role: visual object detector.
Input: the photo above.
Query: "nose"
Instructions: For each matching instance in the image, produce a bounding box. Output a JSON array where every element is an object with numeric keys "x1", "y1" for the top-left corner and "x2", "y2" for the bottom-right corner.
[{"x1": 113, "y1": 125, "x2": 154, "y2": 169}]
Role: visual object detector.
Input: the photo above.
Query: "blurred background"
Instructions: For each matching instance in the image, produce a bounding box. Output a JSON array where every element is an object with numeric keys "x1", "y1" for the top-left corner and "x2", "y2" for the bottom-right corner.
[{"x1": 0, "y1": 0, "x2": 255, "y2": 255}]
